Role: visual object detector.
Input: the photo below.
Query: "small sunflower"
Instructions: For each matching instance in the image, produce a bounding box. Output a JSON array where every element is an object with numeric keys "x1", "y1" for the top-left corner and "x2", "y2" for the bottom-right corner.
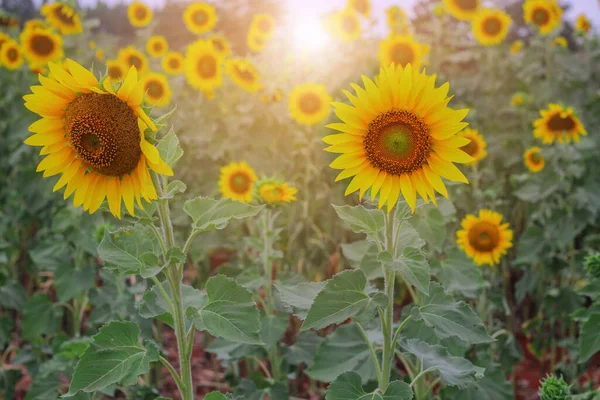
[
  {"x1": 524, "y1": 146, "x2": 545, "y2": 173},
  {"x1": 379, "y1": 35, "x2": 429, "y2": 70},
  {"x1": 1, "y1": 40, "x2": 24, "y2": 70},
  {"x1": 24, "y1": 19, "x2": 48, "y2": 31},
  {"x1": 89, "y1": 40, "x2": 96, "y2": 50},
  {"x1": 184, "y1": 39, "x2": 223, "y2": 98},
  {"x1": 183, "y1": 2, "x2": 217, "y2": 34},
  {"x1": 457, "y1": 210, "x2": 513, "y2": 266},
  {"x1": 348, "y1": 0, "x2": 371, "y2": 18},
  {"x1": 256, "y1": 178, "x2": 297, "y2": 205},
  {"x1": 247, "y1": 32, "x2": 267, "y2": 53},
  {"x1": 146, "y1": 36, "x2": 168, "y2": 58},
  {"x1": 162, "y1": 51, "x2": 184, "y2": 75},
  {"x1": 142, "y1": 72, "x2": 172, "y2": 107},
  {"x1": 552, "y1": 36, "x2": 567, "y2": 48},
  {"x1": 23, "y1": 59, "x2": 173, "y2": 219},
  {"x1": 0, "y1": 15, "x2": 19, "y2": 28},
  {"x1": 511, "y1": 92, "x2": 527, "y2": 107},
  {"x1": 41, "y1": 2, "x2": 82, "y2": 35},
  {"x1": 289, "y1": 83, "x2": 331, "y2": 126},
  {"x1": 443, "y1": 0, "x2": 480, "y2": 21},
  {"x1": 330, "y1": 8, "x2": 361, "y2": 41},
  {"x1": 96, "y1": 49, "x2": 104, "y2": 61},
  {"x1": 533, "y1": 104, "x2": 587, "y2": 144},
  {"x1": 20, "y1": 28, "x2": 64, "y2": 68},
  {"x1": 575, "y1": 14, "x2": 591, "y2": 35},
  {"x1": 523, "y1": 0, "x2": 562, "y2": 35},
  {"x1": 219, "y1": 162, "x2": 257, "y2": 203},
  {"x1": 106, "y1": 59, "x2": 126, "y2": 83},
  {"x1": 386, "y1": 6, "x2": 408, "y2": 31},
  {"x1": 261, "y1": 88, "x2": 283, "y2": 103},
  {"x1": 118, "y1": 46, "x2": 148, "y2": 76},
  {"x1": 434, "y1": 4, "x2": 446, "y2": 17},
  {"x1": 225, "y1": 58, "x2": 262, "y2": 93},
  {"x1": 510, "y1": 40, "x2": 523, "y2": 55},
  {"x1": 250, "y1": 14, "x2": 275, "y2": 39},
  {"x1": 458, "y1": 128, "x2": 487, "y2": 166},
  {"x1": 472, "y1": 8, "x2": 512, "y2": 46},
  {"x1": 209, "y1": 34, "x2": 231, "y2": 58},
  {"x1": 324, "y1": 64, "x2": 472, "y2": 212},
  {"x1": 127, "y1": 1, "x2": 152, "y2": 28}
]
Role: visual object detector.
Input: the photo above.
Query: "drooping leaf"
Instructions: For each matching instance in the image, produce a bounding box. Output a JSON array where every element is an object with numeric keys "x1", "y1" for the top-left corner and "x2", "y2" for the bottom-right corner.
[
  {"x1": 579, "y1": 313, "x2": 600, "y2": 362},
  {"x1": 410, "y1": 206, "x2": 446, "y2": 251},
  {"x1": 0, "y1": 316, "x2": 13, "y2": 349},
  {"x1": 25, "y1": 373, "x2": 61, "y2": 400},
  {"x1": 183, "y1": 197, "x2": 263, "y2": 232},
  {"x1": 394, "y1": 221, "x2": 426, "y2": 252},
  {"x1": 341, "y1": 240, "x2": 383, "y2": 280},
  {"x1": 332, "y1": 204, "x2": 384, "y2": 242},
  {"x1": 162, "y1": 180, "x2": 187, "y2": 199},
  {"x1": 325, "y1": 371, "x2": 413, "y2": 400},
  {"x1": 54, "y1": 263, "x2": 96, "y2": 302},
  {"x1": 22, "y1": 293, "x2": 64, "y2": 340},
  {"x1": 514, "y1": 225, "x2": 545, "y2": 265},
  {"x1": 275, "y1": 281, "x2": 325, "y2": 319},
  {"x1": 98, "y1": 225, "x2": 161, "y2": 276}
]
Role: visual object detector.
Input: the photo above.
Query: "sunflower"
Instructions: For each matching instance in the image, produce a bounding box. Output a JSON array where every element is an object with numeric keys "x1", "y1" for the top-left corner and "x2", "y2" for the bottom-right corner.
[
  {"x1": 118, "y1": 47, "x2": 148, "y2": 76},
  {"x1": 324, "y1": 64, "x2": 472, "y2": 212},
  {"x1": 162, "y1": 52, "x2": 184, "y2": 75},
  {"x1": 89, "y1": 41, "x2": 96, "y2": 50},
  {"x1": 23, "y1": 59, "x2": 173, "y2": 219},
  {"x1": 443, "y1": 0, "x2": 480, "y2": 21},
  {"x1": 457, "y1": 210, "x2": 513, "y2": 266},
  {"x1": 511, "y1": 92, "x2": 527, "y2": 107},
  {"x1": 30, "y1": 65, "x2": 48, "y2": 75},
  {"x1": 0, "y1": 32, "x2": 10, "y2": 50},
  {"x1": 575, "y1": 14, "x2": 591, "y2": 35},
  {"x1": 472, "y1": 8, "x2": 512, "y2": 46},
  {"x1": 24, "y1": 19, "x2": 48, "y2": 31},
  {"x1": 219, "y1": 162, "x2": 257, "y2": 202},
  {"x1": 0, "y1": 40, "x2": 23, "y2": 70},
  {"x1": 261, "y1": 88, "x2": 283, "y2": 103},
  {"x1": 378, "y1": 35, "x2": 429, "y2": 70},
  {"x1": 247, "y1": 32, "x2": 267, "y2": 53},
  {"x1": 226, "y1": 59, "x2": 262, "y2": 93},
  {"x1": 330, "y1": 8, "x2": 361, "y2": 41},
  {"x1": 183, "y1": 2, "x2": 216, "y2": 34},
  {"x1": 552, "y1": 36, "x2": 567, "y2": 48},
  {"x1": 250, "y1": 14, "x2": 275, "y2": 39},
  {"x1": 209, "y1": 34, "x2": 231, "y2": 58},
  {"x1": 434, "y1": 4, "x2": 446, "y2": 17},
  {"x1": 106, "y1": 59, "x2": 126, "y2": 83},
  {"x1": 0, "y1": 15, "x2": 19, "y2": 28},
  {"x1": 524, "y1": 146, "x2": 545, "y2": 173},
  {"x1": 96, "y1": 49, "x2": 104, "y2": 61},
  {"x1": 348, "y1": 0, "x2": 371, "y2": 18},
  {"x1": 184, "y1": 39, "x2": 223, "y2": 98},
  {"x1": 146, "y1": 36, "x2": 168, "y2": 58},
  {"x1": 386, "y1": 6, "x2": 408, "y2": 30},
  {"x1": 533, "y1": 104, "x2": 587, "y2": 144},
  {"x1": 20, "y1": 28, "x2": 64, "y2": 68},
  {"x1": 127, "y1": 1, "x2": 152, "y2": 27},
  {"x1": 510, "y1": 40, "x2": 523, "y2": 55},
  {"x1": 142, "y1": 72, "x2": 172, "y2": 107},
  {"x1": 256, "y1": 178, "x2": 297, "y2": 205},
  {"x1": 289, "y1": 83, "x2": 331, "y2": 126},
  {"x1": 41, "y1": 2, "x2": 82, "y2": 35},
  {"x1": 523, "y1": 0, "x2": 562, "y2": 35},
  {"x1": 457, "y1": 128, "x2": 486, "y2": 166}
]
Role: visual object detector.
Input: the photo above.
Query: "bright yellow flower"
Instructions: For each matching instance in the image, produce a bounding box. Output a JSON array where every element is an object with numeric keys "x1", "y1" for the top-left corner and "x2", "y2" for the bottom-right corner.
[
  {"x1": 183, "y1": 2, "x2": 216, "y2": 34},
  {"x1": 511, "y1": 93, "x2": 527, "y2": 107},
  {"x1": 330, "y1": 8, "x2": 361, "y2": 41},
  {"x1": 219, "y1": 162, "x2": 257, "y2": 203},
  {"x1": 96, "y1": 49, "x2": 104, "y2": 61},
  {"x1": 533, "y1": 103, "x2": 587, "y2": 144},
  {"x1": 524, "y1": 146, "x2": 545, "y2": 173},
  {"x1": 184, "y1": 39, "x2": 223, "y2": 98},
  {"x1": 523, "y1": 0, "x2": 562, "y2": 35},
  {"x1": 30, "y1": 65, "x2": 47, "y2": 76},
  {"x1": 41, "y1": 2, "x2": 82, "y2": 35},
  {"x1": 575, "y1": 14, "x2": 591, "y2": 35},
  {"x1": 162, "y1": 51, "x2": 184, "y2": 75},
  {"x1": 247, "y1": 31, "x2": 267, "y2": 53},
  {"x1": 472, "y1": 8, "x2": 512, "y2": 46},
  {"x1": 209, "y1": 34, "x2": 231, "y2": 58},
  {"x1": 128, "y1": 1, "x2": 152, "y2": 27},
  {"x1": 20, "y1": 28, "x2": 64, "y2": 68},
  {"x1": 226, "y1": 58, "x2": 262, "y2": 93},
  {"x1": 0, "y1": 40, "x2": 23, "y2": 70},
  {"x1": 0, "y1": 32, "x2": 11, "y2": 55},
  {"x1": 289, "y1": 83, "x2": 331, "y2": 126},
  {"x1": 458, "y1": 128, "x2": 487, "y2": 166},
  {"x1": 256, "y1": 179, "x2": 297, "y2": 205},
  {"x1": 88, "y1": 40, "x2": 96, "y2": 50},
  {"x1": 434, "y1": 3, "x2": 446, "y2": 17},
  {"x1": 250, "y1": 14, "x2": 275, "y2": 39},
  {"x1": 23, "y1": 59, "x2": 173, "y2": 219},
  {"x1": 378, "y1": 35, "x2": 429, "y2": 70},
  {"x1": 142, "y1": 72, "x2": 172, "y2": 107},
  {"x1": 324, "y1": 64, "x2": 472, "y2": 212},
  {"x1": 457, "y1": 210, "x2": 513, "y2": 266},
  {"x1": 386, "y1": 5, "x2": 408, "y2": 31},
  {"x1": 510, "y1": 40, "x2": 523, "y2": 55},
  {"x1": 24, "y1": 19, "x2": 47, "y2": 31},
  {"x1": 146, "y1": 36, "x2": 168, "y2": 58},
  {"x1": 261, "y1": 88, "x2": 283, "y2": 103},
  {"x1": 0, "y1": 15, "x2": 19, "y2": 28},
  {"x1": 348, "y1": 0, "x2": 371, "y2": 18},
  {"x1": 443, "y1": 0, "x2": 480, "y2": 21},
  {"x1": 106, "y1": 59, "x2": 126, "y2": 83},
  {"x1": 552, "y1": 36, "x2": 567, "y2": 48},
  {"x1": 118, "y1": 46, "x2": 149, "y2": 76}
]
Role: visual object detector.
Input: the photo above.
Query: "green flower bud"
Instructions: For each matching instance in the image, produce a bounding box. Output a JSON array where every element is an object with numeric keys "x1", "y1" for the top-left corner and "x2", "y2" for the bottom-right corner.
[
  {"x1": 539, "y1": 375, "x2": 569, "y2": 400},
  {"x1": 584, "y1": 253, "x2": 600, "y2": 279}
]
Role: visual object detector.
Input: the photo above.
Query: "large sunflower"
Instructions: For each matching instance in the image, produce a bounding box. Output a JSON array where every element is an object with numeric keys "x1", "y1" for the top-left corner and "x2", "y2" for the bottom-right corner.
[
  {"x1": 1, "y1": 40, "x2": 24, "y2": 70},
  {"x1": 162, "y1": 51, "x2": 184, "y2": 75},
  {"x1": 183, "y1": 2, "x2": 217, "y2": 34},
  {"x1": 20, "y1": 28, "x2": 64, "y2": 68},
  {"x1": 142, "y1": 72, "x2": 172, "y2": 107},
  {"x1": 289, "y1": 83, "x2": 331, "y2": 126},
  {"x1": 524, "y1": 146, "x2": 545, "y2": 173},
  {"x1": 219, "y1": 162, "x2": 257, "y2": 203},
  {"x1": 127, "y1": 1, "x2": 152, "y2": 28},
  {"x1": 23, "y1": 59, "x2": 173, "y2": 219},
  {"x1": 523, "y1": 0, "x2": 562, "y2": 35},
  {"x1": 378, "y1": 35, "x2": 429, "y2": 70},
  {"x1": 443, "y1": 0, "x2": 480, "y2": 21},
  {"x1": 330, "y1": 8, "x2": 361, "y2": 41},
  {"x1": 533, "y1": 104, "x2": 587, "y2": 144},
  {"x1": 226, "y1": 59, "x2": 262, "y2": 93},
  {"x1": 256, "y1": 178, "x2": 298, "y2": 205},
  {"x1": 472, "y1": 8, "x2": 512, "y2": 46},
  {"x1": 106, "y1": 59, "x2": 126, "y2": 83},
  {"x1": 458, "y1": 128, "x2": 487, "y2": 166},
  {"x1": 575, "y1": 14, "x2": 591, "y2": 35},
  {"x1": 41, "y1": 2, "x2": 82, "y2": 35},
  {"x1": 457, "y1": 210, "x2": 513, "y2": 266},
  {"x1": 250, "y1": 14, "x2": 275, "y2": 39},
  {"x1": 184, "y1": 39, "x2": 223, "y2": 98},
  {"x1": 146, "y1": 36, "x2": 168, "y2": 58},
  {"x1": 349, "y1": 0, "x2": 371, "y2": 18},
  {"x1": 118, "y1": 47, "x2": 148, "y2": 76},
  {"x1": 324, "y1": 64, "x2": 472, "y2": 212},
  {"x1": 209, "y1": 34, "x2": 231, "y2": 58}
]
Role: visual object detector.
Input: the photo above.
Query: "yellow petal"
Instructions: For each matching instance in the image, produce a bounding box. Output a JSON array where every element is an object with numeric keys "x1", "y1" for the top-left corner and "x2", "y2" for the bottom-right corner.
[
  {"x1": 146, "y1": 155, "x2": 174, "y2": 176},
  {"x1": 106, "y1": 177, "x2": 122, "y2": 219},
  {"x1": 399, "y1": 174, "x2": 416, "y2": 212},
  {"x1": 121, "y1": 174, "x2": 135, "y2": 216},
  {"x1": 140, "y1": 139, "x2": 160, "y2": 164},
  {"x1": 427, "y1": 154, "x2": 469, "y2": 184},
  {"x1": 66, "y1": 59, "x2": 99, "y2": 89}
]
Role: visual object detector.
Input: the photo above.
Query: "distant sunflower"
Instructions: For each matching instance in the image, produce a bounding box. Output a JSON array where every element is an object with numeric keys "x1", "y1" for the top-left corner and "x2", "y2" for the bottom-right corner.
[
  {"x1": 331, "y1": 8, "x2": 361, "y2": 41},
  {"x1": 386, "y1": 5, "x2": 408, "y2": 34},
  {"x1": 247, "y1": 32, "x2": 267, "y2": 52},
  {"x1": 146, "y1": 36, "x2": 168, "y2": 58},
  {"x1": 510, "y1": 40, "x2": 523, "y2": 55},
  {"x1": 349, "y1": 0, "x2": 371, "y2": 18},
  {"x1": 209, "y1": 34, "x2": 231, "y2": 58},
  {"x1": 41, "y1": 2, "x2": 82, "y2": 35},
  {"x1": 162, "y1": 51, "x2": 184, "y2": 75},
  {"x1": 524, "y1": 147, "x2": 545, "y2": 173},
  {"x1": 118, "y1": 46, "x2": 148, "y2": 76},
  {"x1": 96, "y1": 49, "x2": 104, "y2": 61},
  {"x1": 523, "y1": 0, "x2": 562, "y2": 35},
  {"x1": 458, "y1": 129, "x2": 487, "y2": 166},
  {"x1": 511, "y1": 93, "x2": 527, "y2": 107},
  {"x1": 289, "y1": 83, "x2": 331, "y2": 126},
  {"x1": 261, "y1": 88, "x2": 283, "y2": 103},
  {"x1": 20, "y1": 28, "x2": 63, "y2": 68},
  {"x1": 183, "y1": 2, "x2": 216, "y2": 34},
  {"x1": 127, "y1": 1, "x2": 152, "y2": 27},
  {"x1": 250, "y1": 14, "x2": 275, "y2": 39},
  {"x1": 24, "y1": 19, "x2": 47, "y2": 31},
  {"x1": 575, "y1": 14, "x2": 591, "y2": 35},
  {"x1": 379, "y1": 35, "x2": 429, "y2": 70},
  {"x1": 226, "y1": 58, "x2": 262, "y2": 93},
  {"x1": 256, "y1": 178, "x2": 297, "y2": 205},
  {"x1": 457, "y1": 210, "x2": 513, "y2": 266},
  {"x1": 0, "y1": 32, "x2": 10, "y2": 50},
  {"x1": 106, "y1": 59, "x2": 126, "y2": 82},
  {"x1": 23, "y1": 59, "x2": 173, "y2": 218},
  {"x1": 184, "y1": 39, "x2": 223, "y2": 98},
  {"x1": 443, "y1": 0, "x2": 480, "y2": 21},
  {"x1": 89, "y1": 40, "x2": 96, "y2": 50},
  {"x1": 552, "y1": 36, "x2": 567, "y2": 48},
  {"x1": 142, "y1": 72, "x2": 172, "y2": 107},
  {"x1": 472, "y1": 8, "x2": 512, "y2": 46},
  {"x1": 324, "y1": 64, "x2": 472, "y2": 212},
  {"x1": 0, "y1": 40, "x2": 23, "y2": 70},
  {"x1": 533, "y1": 103, "x2": 587, "y2": 144},
  {"x1": 219, "y1": 162, "x2": 257, "y2": 202},
  {"x1": 434, "y1": 3, "x2": 446, "y2": 17},
  {"x1": 0, "y1": 15, "x2": 18, "y2": 28}
]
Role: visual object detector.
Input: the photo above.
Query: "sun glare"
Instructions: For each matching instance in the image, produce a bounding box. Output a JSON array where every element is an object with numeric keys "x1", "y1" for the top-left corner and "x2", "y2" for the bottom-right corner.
[{"x1": 291, "y1": 18, "x2": 330, "y2": 52}]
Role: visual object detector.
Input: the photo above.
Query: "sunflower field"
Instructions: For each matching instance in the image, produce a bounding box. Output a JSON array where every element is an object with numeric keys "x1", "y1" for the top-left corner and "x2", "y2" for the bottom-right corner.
[{"x1": 1, "y1": 0, "x2": 600, "y2": 398}]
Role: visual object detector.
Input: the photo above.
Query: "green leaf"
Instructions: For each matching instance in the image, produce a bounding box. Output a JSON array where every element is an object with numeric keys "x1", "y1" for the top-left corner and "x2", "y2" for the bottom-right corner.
[
  {"x1": 137, "y1": 283, "x2": 204, "y2": 329},
  {"x1": 275, "y1": 281, "x2": 325, "y2": 319},
  {"x1": 205, "y1": 392, "x2": 228, "y2": 400},
  {"x1": 0, "y1": 280, "x2": 26, "y2": 311},
  {"x1": 187, "y1": 274, "x2": 262, "y2": 344},
  {"x1": 438, "y1": 249, "x2": 487, "y2": 299},
  {"x1": 22, "y1": 293, "x2": 63, "y2": 340},
  {"x1": 332, "y1": 204, "x2": 384, "y2": 242},
  {"x1": 98, "y1": 225, "x2": 161, "y2": 276},
  {"x1": 261, "y1": 313, "x2": 289, "y2": 348},
  {"x1": 341, "y1": 240, "x2": 383, "y2": 280},
  {"x1": 399, "y1": 338, "x2": 485, "y2": 389},
  {"x1": 379, "y1": 247, "x2": 430, "y2": 296},
  {"x1": 156, "y1": 127, "x2": 183, "y2": 168},
  {"x1": 183, "y1": 197, "x2": 263, "y2": 232},
  {"x1": 25, "y1": 373, "x2": 61, "y2": 400},
  {"x1": 54, "y1": 263, "x2": 95, "y2": 302},
  {"x1": 284, "y1": 331, "x2": 325, "y2": 367},
  {"x1": 395, "y1": 221, "x2": 426, "y2": 251},
  {"x1": 206, "y1": 337, "x2": 262, "y2": 362},
  {"x1": 440, "y1": 368, "x2": 514, "y2": 400},
  {"x1": 66, "y1": 321, "x2": 157, "y2": 396},
  {"x1": 162, "y1": 180, "x2": 187, "y2": 199},
  {"x1": 325, "y1": 372, "x2": 413, "y2": 400},
  {"x1": 410, "y1": 206, "x2": 446, "y2": 251},
  {"x1": 579, "y1": 313, "x2": 600, "y2": 362},
  {"x1": 0, "y1": 316, "x2": 13, "y2": 349},
  {"x1": 514, "y1": 225, "x2": 545, "y2": 265}
]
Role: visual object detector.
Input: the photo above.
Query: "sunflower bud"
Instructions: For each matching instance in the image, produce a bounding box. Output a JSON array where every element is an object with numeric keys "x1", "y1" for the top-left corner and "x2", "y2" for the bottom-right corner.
[
  {"x1": 539, "y1": 375, "x2": 569, "y2": 400},
  {"x1": 584, "y1": 254, "x2": 600, "y2": 279}
]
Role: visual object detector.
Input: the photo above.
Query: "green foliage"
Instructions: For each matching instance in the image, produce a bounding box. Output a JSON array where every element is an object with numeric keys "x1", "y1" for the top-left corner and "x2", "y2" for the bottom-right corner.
[
  {"x1": 539, "y1": 375, "x2": 570, "y2": 400},
  {"x1": 326, "y1": 372, "x2": 413, "y2": 400},
  {"x1": 584, "y1": 253, "x2": 600, "y2": 279}
]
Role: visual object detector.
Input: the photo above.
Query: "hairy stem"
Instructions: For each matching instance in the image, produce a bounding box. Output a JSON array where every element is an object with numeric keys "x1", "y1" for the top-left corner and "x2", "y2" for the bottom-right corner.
[{"x1": 379, "y1": 211, "x2": 397, "y2": 392}]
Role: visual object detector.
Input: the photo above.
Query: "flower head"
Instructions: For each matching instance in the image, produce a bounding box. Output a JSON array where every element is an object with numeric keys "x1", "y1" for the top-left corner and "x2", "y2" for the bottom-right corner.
[
  {"x1": 472, "y1": 8, "x2": 512, "y2": 46},
  {"x1": 444, "y1": 0, "x2": 480, "y2": 21},
  {"x1": 183, "y1": 2, "x2": 216, "y2": 34},
  {"x1": 128, "y1": 1, "x2": 152, "y2": 27},
  {"x1": 255, "y1": 178, "x2": 298, "y2": 206},
  {"x1": 457, "y1": 210, "x2": 513, "y2": 266},
  {"x1": 289, "y1": 83, "x2": 331, "y2": 125},
  {"x1": 41, "y1": 2, "x2": 82, "y2": 35},
  {"x1": 533, "y1": 104, "x2": 587, "y2": 144},
  {"x1": 539, "y1": 375, "x2": 569, "y2": 400},
  {"x1": 219, "y1": 162, "x2": 257, "y2": 203},
  {"x1": 524, "y1": 147, "x2": 544, "y2": 173},
  {"x1": 523, "y1": 0, "x2": 562, "y2": 35}
]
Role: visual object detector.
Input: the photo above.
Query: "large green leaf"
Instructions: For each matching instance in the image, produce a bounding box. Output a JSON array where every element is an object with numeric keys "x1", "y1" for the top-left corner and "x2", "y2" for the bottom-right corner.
[
  {"x1": 440, "y1": 368, "x2": 513, "y2": 400},
  {"x1": 275, "y1": 281, "x2": 325, "y2": 319},
  {"x1": 284, "y1": 331, "x2": 325, "y2": 367},
  {"x1": 261, "y1": 313, "x2": 289, "y2": 348},
  {"x1": 410, "y1": 206, "x2": 446, "y2": 251},
  {"x1": 579, "y1": 313, "x2": 600, "y2": 362},
  {"x1": 0, "y1": 316, "x2": 13, "y2": 349},
  {"x1": 341, "y1": 240, "x2": 383, "y2": 280},
  {"x1": 187, "y1": 274, "x2": 262, "y2": 344},
  {"x1": 438, "y1": 249, "x2": 486, "y2": 299},
  {"x1": 156, "y1": 127, "x2": 183, "y2": 168},
  {"x1": 54, "y1": 263, "x2": 95, "y2": 302},
  {"x1": 22, "y1": 293, "x2": 64, "y2": 340},
  {"x1": 66, "y1": 321, "x2": 159, "y2": 396},
  {"x1": 514, "y1": 225, "x2": 545, "y2": 265},
  {"x1": 0, "y1": 280, "x2": 26, "y2": 311},
  {"x1": 332, "y1": 204, "x2": 384, "y2": 242},
  {"x1": 378, "y1": 248, "x2": 430, "y2": 296},
  {"x1": 137, "y1": 283, "x2": 205, "y2": 328},
  {"x1": 183, "y1": 197, "x2": 263, "y2": 232},
  {"x1": 325, "y1": 372, "x2": 413, "y2": 400}
]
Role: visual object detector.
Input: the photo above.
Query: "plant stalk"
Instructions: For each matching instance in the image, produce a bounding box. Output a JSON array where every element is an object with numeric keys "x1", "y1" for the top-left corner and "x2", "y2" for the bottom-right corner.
[{"x1": 379, "y1": 211, "x2": 397, "y2": 392}]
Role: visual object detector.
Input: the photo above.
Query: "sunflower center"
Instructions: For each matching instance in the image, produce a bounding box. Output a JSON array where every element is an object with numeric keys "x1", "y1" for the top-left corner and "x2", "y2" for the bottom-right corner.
[
  {"x1": 364, "y1": 110, "x2": 431, "y2": 175},
  {"x1": 196, "y1": 55, "x2": 217, "y2": 78},
  {"x1": 354, "y1": 0, "x2": 368, "y2": 13},
  {"x1": 234, "y1": 66, "x2": 255, "y2": 83},
  {"x1": 298, "y1": 92, "x2": 322, "y2": 114},
  {"x1": 483, "y1": 17, "x2": 502, "y2": 35},
  {"x1": 146, "y1": 80, "x2": 164, "y2": 98},
  {"x1": 532, "y1": 8, "x2": 549, "y2": 25},
  {"x1": 108, "y1": 65, "x2": 122, "y2": 80},
  {"x1": 193, "y1": 10, "x2": 208, "y2": 25},
  {"x1": 460, "y1": 139, "x2": 479, "y2": 157},
  {"x1": 7, "y1": 48, "x2": 18, "y2": 62},
  {"x1": 65, "y1": 93, "x2": 141, "y2": 176},
  {"x1": 53, "y1": 5, "x2": 75, "y2": 26},
  {"x1": 453, "y1": 0, "x2": 478, "y2": 11},
  {"x1": 127, "y1": 55, "x2": 143, "y2": 70},
  {"x1": 134, "y1": 6, "x2": 148, "y2": 20},
  {"x1": 212, "y1": 39, "x2": 224, "y2": 52},
  {"x1": 468, "y1": 221, "x2": 500, "y2": 252},
  {"x1": 168, "y1": 58, "x2": 180, "y2": 69},
  {"x1": 547, "y1": 113, "x2": 575, "y2": 132},
  {"x1": 530, "y1": 152, "x2": 542, "y2": 164},
  {"x1": 389, "y1": 43, "x2": 415, "y2": 66},
  {"x1": 258, "y1": 19, "x2": 273, "y2": 34},
  {"x1": 342, "y1": 15, "x2": 358, "y2": 33},
  {"x1": 153, "y1": 42, "x2": 162, "y2": 52},
  {"x1": 229, "y1": 172, "x2": 251, "y2": 194},
  {"x1": 31, "y1": 34, "x2": 55, "y2": 56}
]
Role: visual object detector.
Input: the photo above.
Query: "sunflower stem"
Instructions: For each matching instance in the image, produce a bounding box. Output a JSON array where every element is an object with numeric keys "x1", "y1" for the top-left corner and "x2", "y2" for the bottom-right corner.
[{"x1": 379, "y1": 210, "x2": 397, "y2": 392}]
